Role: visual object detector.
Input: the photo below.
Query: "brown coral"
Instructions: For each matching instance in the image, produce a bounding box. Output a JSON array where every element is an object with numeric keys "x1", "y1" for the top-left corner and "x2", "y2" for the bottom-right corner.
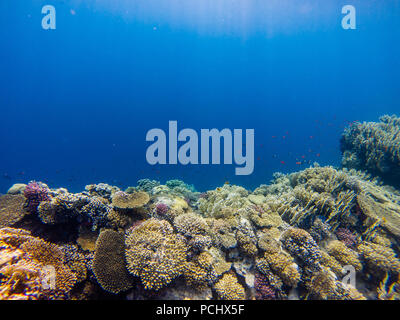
[
  {"x1": 327, "y1": 240, "x2": 362, "y2": 272},
  {"x1": 112, "y1": 191, "x2": 150, "y2": 209},
  {"x1": 93, "y1": 229, "x2": 134, "y2": 294},
  {"x1": 0, "y1": 194, "x2": 28, "y2": 227},
  {"x1": 357, "y1": 241, "x2": 400, "y2": 276},
  {"x1": 256, "y1": 251, "x2": 300, "y2": 287}
]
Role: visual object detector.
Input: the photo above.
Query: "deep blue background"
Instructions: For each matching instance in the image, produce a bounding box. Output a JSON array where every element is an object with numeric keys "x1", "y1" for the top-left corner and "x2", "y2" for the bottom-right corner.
[{"x1": 1, "y1": 0, "x2": 399, "y2": 192}]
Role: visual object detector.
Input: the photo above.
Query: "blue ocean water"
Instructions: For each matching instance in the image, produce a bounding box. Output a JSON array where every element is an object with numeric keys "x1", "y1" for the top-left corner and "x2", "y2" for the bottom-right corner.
[{"x1": 1, "y1": 0, "x2": 399, "y2": 193}]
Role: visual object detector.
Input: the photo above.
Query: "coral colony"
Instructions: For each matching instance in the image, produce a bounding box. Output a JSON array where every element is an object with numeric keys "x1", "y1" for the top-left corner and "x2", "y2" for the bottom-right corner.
[{"x1": 1, "y1": 115, "x2": 400, "y2": 300}]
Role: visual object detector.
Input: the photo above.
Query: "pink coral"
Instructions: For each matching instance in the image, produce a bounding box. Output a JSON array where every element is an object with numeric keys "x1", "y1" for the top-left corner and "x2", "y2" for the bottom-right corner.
[
  {"x1": 23, "y1": 181, "x2": 50, "y2": 213},
  {"x1": 336, "y1": 228, "x2": 358, "y2": 248},
  {"x1": 254, "y1": 271, "x2": 277, "y2": 300},
  {"x1": 156, "y1": 203, "x2": 169, "y2": 215}
]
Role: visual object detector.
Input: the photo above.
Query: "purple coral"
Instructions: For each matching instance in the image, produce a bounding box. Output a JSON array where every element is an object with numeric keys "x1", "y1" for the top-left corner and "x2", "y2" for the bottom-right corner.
[
  {"x1": 156, "y1": 203, "x2": 169, "y2": 215},
  {"x1": 23, "y1": 181, "x2": 50, "y2": 213},
  {"x1": 336, "y1": 228, "x2": 358, "y2": 248},
  {"x1": 254, "y1": 272, "x2": 277, "y2": 300}
]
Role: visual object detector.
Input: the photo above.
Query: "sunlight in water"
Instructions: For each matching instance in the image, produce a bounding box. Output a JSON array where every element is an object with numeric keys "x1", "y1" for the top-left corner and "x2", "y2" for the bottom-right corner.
[{"x1": 69, "y1": 0, "x2": 338, "y2": 37}]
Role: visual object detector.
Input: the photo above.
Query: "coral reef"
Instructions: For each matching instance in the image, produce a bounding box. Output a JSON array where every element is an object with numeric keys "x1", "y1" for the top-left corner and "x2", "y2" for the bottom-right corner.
[
  {"x1": 1, "y1": 129, "x2": 400, "y2": 301},
  {"x1": 341, "y1": 115, "x2": 400, "y2": 187}
]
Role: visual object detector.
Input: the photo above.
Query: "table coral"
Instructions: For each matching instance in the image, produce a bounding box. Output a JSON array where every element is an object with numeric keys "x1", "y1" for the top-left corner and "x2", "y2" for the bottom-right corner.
[{"x1": 112, "y1": 191, "x2": 150, "y2": 209}]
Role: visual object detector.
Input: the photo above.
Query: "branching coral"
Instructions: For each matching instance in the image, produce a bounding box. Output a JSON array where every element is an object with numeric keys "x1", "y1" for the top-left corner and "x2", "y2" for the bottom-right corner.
[
  {"x1": 93, "y1": 230, "x2": 133, "y2": 294},
  {"x1": 197, "y1": 185, "x2": 251, "y2": 219},
  {"x1": 125, "y1": 218, "x2": 187, "y2": 291},
  {"x1": 85, "y1": 183, "x2": 120, "y2": 200}
]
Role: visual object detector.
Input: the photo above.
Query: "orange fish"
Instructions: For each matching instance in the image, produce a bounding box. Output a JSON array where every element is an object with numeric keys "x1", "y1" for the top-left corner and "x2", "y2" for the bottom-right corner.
[
  {"x1": 316, "y1": 153, "x2": 320, "y2": 157},
  {"x1": 280, "y1": 161, "x2": 285, "y2": 165},
  {"x1": 296, "y1": 162, "x2": 302, "y2": 165}
]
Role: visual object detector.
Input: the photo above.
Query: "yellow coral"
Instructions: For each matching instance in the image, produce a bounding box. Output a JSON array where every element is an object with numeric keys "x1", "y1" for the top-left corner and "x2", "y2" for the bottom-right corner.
[
  {"x1": 0, "y1": 228, "x2": 86, "y2": 299},
  {"x1": 358, "y1": 241, "x2": 400, "y2": 276},
  {"x1": 112, "y1": 191, "x2": 150, "y2": 209},
  {"x1": 125, "y1": 218, "x2": 187, "y2": 291},
  {"x1": 257, "y1": 251, "x2": 300, "y2": 287},
  {"x1": 214, "y1": 274, "x2": 245, "y2": 300},
  {"x1": 327, "y1": 240, "x2": 362, "y2": 272}
]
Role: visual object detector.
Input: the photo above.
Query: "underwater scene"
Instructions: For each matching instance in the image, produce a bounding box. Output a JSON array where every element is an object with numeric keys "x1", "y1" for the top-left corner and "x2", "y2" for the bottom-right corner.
[{"x1": 1, "y1": 1, "x2": 400, "y2": 301}]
